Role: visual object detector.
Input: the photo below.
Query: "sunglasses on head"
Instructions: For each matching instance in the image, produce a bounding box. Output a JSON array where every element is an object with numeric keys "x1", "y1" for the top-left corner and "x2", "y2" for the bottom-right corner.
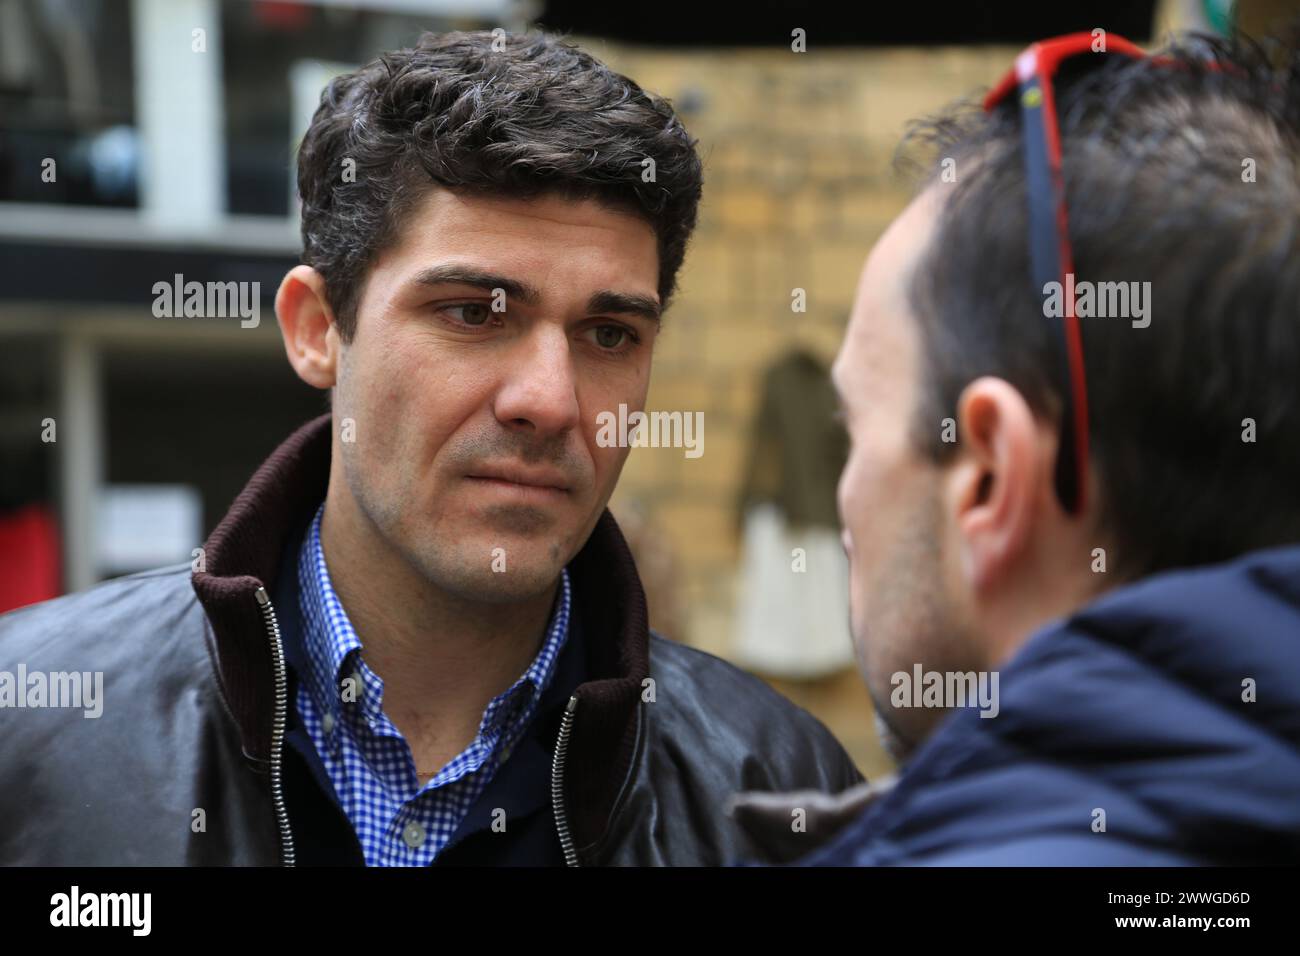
[{"x1": 982, "y1": 32, "x2": 1153, "y2": 514}]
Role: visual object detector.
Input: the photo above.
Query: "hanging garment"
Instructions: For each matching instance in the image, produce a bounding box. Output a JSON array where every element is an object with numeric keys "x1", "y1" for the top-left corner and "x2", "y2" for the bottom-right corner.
[{"x1": 733, "y1": 349, "x2": 854, "y2": 678}]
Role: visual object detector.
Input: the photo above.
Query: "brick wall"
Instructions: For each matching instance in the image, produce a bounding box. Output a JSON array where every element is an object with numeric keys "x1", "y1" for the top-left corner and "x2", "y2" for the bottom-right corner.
[{"x1": 590, "y1": 42, "x2": 1023, "y2": 779}]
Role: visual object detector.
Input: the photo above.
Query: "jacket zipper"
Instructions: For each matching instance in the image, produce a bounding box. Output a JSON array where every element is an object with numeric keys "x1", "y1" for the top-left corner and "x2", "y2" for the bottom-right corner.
[
  {"x1": 256, "y1": 586, "x2": 575, "y2": 868},
  {"x1": 551, "y1": 694, "x2": 580, "y2": 867},
  {"x1": 254, "y1": 586, "x2": 296, "y2": 867}
]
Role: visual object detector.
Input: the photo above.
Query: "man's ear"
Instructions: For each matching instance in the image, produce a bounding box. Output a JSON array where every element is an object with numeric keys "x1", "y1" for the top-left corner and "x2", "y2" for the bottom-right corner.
[
  {"x1": 275, "y1": 264, "x2": 340, "y2": 389},
  {"x1": 944, "y1": 376, "x2": 1048, "y2": 593}
]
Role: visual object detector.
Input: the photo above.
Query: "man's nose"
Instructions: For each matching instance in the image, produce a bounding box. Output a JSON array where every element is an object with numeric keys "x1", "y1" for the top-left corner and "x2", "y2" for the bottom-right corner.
[{"x1": 492, "y1": 324, "x2": 581, "y2": 437}]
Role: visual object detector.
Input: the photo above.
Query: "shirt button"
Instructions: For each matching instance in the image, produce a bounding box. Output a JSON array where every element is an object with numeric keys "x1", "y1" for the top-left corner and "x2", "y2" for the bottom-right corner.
[
  {"x1": 322, "y1": 712, "x2": 335, "y2": 735},
  {"x1": 402, "y1": 821, "x2": 426, "y2": 849}
]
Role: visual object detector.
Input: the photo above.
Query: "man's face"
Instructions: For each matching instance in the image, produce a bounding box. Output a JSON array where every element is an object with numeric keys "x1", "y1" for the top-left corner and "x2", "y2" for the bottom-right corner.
[
  {"x1": 333, "y1": 188, "x2": 660, "y2": 603},
  {"x1": 831, "y1": 186, "x2": 979, "y2": 760}
]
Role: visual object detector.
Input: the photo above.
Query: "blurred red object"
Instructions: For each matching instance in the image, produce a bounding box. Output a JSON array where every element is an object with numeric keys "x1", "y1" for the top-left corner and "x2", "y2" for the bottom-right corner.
[
  {"x1": 253, "y1": 1, "x2": 312, "y2": 30},
  {"x1": 0, "y1": 503, "x2": 61, "y2": 613}
]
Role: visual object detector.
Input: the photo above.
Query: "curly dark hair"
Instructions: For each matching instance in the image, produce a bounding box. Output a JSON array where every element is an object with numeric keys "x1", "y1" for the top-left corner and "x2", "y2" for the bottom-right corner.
[
  {"x1": 296, "y1": 29, "x2": 703, "y2": 340},
  {"x1": 897, "y1": 30, "x2": 1300, "y2": 580}
]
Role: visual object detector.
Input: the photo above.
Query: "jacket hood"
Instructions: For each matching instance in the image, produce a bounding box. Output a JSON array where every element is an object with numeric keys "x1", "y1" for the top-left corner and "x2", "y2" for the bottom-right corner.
[
  {"x1": 191, "y1": 413, "x2": 650, "y2": 852},
  {"x1": 803, "y1": 544, "x2": 1300, "y2": 865}
]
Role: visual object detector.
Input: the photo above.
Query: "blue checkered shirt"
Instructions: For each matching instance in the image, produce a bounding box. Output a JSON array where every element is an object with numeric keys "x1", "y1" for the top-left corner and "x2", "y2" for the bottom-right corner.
[{"x1": 295, "y1": 503, "x2": 571, "y2": 866}]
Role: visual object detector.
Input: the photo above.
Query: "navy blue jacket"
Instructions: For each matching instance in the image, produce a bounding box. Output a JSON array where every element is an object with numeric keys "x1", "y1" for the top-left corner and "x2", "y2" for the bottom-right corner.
[{"x1": 798, "y1": 545, "x2": 1300, "y2": 866}]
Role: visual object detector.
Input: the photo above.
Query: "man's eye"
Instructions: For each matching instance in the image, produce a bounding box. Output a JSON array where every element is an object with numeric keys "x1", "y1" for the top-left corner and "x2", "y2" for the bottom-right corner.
[
  {"x1": 445, "y1": 303, "x2": 492, "y2": 326},
  {"x1": 591, "y1": 324, "x2": 636, "y2": 350}
]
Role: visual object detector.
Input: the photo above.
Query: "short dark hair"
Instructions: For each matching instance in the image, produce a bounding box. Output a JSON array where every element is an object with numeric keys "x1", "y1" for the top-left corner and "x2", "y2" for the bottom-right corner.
[
  {"x1": 900, "y1": 31, "x2": 1300, "y2": 580},
  {"x1": 296, "y1": 30, "x2": 703, "y2": 340}
]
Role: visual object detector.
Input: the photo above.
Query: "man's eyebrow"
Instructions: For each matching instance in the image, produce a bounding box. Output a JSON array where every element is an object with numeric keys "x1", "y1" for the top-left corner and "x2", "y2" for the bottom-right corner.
[
  {"x1": 410, "y1": 265, "x2": 541, "y2": 306},
  {"x1": 409, "y1": 267, "x2": 659, "y2": 321},
  {"x1": 587, "y1": 290, "x2": 661, "y2": 323}
]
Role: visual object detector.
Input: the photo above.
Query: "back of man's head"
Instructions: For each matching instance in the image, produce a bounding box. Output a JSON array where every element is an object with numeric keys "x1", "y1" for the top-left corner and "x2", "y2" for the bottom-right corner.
[{"x1": 903, "y1": 31, "x2": 1300, "y2": 581}]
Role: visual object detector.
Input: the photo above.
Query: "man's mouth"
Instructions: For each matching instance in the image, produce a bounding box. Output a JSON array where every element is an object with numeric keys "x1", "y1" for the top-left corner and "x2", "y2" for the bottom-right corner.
[{"x1": 464, "y1": 464, "x2": 572, "y2": 502}]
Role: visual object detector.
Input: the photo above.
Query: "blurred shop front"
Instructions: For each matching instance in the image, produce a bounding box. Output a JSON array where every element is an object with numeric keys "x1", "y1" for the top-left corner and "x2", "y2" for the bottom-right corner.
[{"x1": 0, "y1": 0, "x2": 519, "y2": 605}]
